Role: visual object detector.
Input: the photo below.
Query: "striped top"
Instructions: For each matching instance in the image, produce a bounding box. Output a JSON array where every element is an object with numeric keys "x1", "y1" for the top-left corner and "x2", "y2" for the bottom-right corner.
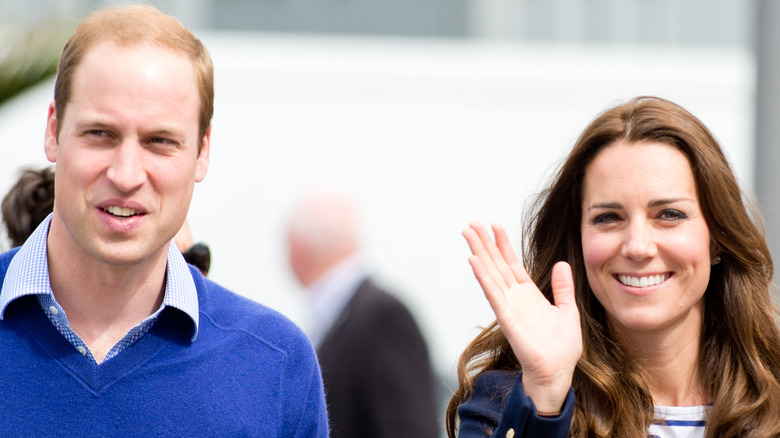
[{"x1": 648, "y1": 405, "x2": 708, "y2": 438}]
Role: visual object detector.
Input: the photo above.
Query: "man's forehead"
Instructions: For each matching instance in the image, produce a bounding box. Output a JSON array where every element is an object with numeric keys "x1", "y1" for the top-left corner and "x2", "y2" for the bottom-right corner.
[
  {"x1": 82, "y1": 39, "x2": 189, "y2": 63},
  {"x1": 73, "y1": 41, "x2": 196, "y2": 92},
  {"x1": 62, "y1": 42, "x2": 200, "y2": 131}
]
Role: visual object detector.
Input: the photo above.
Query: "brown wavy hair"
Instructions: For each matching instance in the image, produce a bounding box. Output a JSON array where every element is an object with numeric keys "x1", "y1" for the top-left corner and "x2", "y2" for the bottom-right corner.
[
  {"x1": 2, "y1": 166, "x2": 55, "y2": 247},
  {"x1": 446, "y1": 96, "x2": 780, "y2": 437}
]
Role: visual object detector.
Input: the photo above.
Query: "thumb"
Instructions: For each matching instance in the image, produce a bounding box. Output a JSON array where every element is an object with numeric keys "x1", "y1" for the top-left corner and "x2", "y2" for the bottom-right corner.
[{"x1": 550, "y1": 261, "x2": 576, "y2": 310}]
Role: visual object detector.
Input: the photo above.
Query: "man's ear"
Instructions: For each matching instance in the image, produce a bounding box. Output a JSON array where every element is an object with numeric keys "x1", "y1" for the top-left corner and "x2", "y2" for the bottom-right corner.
[
  {"x1": 44, "y1": 101, "x2": 59, "y2": 163},
  {"x1": 195, "y1": 125, "x2": 211, "y2": 182}
]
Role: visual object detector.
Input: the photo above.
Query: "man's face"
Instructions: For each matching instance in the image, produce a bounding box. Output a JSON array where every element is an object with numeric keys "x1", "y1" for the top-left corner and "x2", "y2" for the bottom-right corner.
[{"x1": 44, "y1": 41, "x2": 209, "y2": 267}]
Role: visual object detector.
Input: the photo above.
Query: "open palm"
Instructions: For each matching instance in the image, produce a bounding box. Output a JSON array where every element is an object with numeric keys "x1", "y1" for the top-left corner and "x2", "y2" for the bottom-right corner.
[{"x1": 463, "y1": 222, "x2": 583, "y2": 412}]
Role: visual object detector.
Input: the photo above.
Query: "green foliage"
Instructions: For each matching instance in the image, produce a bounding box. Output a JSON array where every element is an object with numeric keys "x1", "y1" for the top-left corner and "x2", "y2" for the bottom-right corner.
[{"x1": 0, "y1": 20, "x2": 72, "y2": 106}]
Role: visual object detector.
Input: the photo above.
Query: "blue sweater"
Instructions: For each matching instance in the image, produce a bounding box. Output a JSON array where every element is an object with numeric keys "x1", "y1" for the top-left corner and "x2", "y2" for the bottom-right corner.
[{"x1": 0, "y1": 248, "x2": 328, "y2": 437}]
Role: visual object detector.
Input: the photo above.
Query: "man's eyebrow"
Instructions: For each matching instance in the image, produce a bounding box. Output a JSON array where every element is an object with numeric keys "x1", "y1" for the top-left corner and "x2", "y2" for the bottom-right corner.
[
  {"x1": 73, "y1": 121, "x2": 185, "y2": 137},
  {"x1": 74, "y1": 119, "x2": 113, "y2": 129},
  {"x1": 147, "y1": 128, "x2": 184, "y2": 137}
]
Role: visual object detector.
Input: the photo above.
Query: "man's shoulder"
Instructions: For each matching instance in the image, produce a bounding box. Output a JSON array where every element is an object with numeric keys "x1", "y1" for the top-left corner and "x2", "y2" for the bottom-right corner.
[
  {"x1": 0, "y1": 247, "x2": 21, "y2": 269},
  {"x1": 196, "y1": 274, "x2": 290, "y2": 325},
  {"x1": 195, "y1": 273, "x2": 314, "y2": 356},
  {"x1": 0, "y1": 247, "x2": 21, "y2": 283}
]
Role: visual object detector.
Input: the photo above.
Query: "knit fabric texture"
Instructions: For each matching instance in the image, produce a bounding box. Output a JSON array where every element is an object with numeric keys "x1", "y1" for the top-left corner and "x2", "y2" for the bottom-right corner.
[{"x1": 0, "y1": 248, "x2": 329, "y2": 437}]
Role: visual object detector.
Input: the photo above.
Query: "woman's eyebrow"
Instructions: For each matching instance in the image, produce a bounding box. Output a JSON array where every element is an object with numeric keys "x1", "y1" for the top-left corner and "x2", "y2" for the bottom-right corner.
[
  {"x1": 586, "y1": 202, "x2": 621, "y2": 211},
  {"x1": 648, "y1": 198, "x2": 694, "y2": 208}
]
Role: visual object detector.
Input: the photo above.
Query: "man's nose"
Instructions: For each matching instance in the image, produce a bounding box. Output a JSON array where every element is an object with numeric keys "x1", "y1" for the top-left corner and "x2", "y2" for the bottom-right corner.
[{"x1": 106, "y1": 140, "x2": 146, "y2": 193}]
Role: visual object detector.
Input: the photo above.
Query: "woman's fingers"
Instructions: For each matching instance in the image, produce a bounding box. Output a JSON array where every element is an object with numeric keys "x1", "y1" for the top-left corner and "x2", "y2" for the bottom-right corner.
[
  {"x1": 492, "y1": 223, "x2": 532, "y2": 284},
  {"x1": 464, "y1": 222, "x2": 583, "y2": 409},
  {"x1": 466, "y1": 222, "x2": 523, "y2": 289},
  {"x1": 550, "y1": 261, "x2": 577, "y2": 312},
  {"x1": 466, "y1": 255, "x2": 507, "y2": 311},
  {"x1": 463, "y1": 223, "x2": 510, "y2": 290}
]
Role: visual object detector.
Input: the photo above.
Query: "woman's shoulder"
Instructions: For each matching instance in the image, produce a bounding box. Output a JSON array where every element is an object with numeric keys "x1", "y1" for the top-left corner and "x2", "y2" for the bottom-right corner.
[
  {"x1": 474, "y1": 369, "x2": 521, "y2": 386},
  {"x1": 458, "y1": 369, "x2": 574, "y2": 438},
  {"x1": 458, "y1": 370, "x2": 522, "y2": 431},
  {"x1": 470, "y1": 369, "x2": 522, "y2": 402}
]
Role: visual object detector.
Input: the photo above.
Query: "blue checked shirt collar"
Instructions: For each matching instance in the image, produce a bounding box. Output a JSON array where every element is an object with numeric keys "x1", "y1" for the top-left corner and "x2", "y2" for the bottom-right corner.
[{"x1": 0, "y1": 214, "x2": 199, "y2": 360}]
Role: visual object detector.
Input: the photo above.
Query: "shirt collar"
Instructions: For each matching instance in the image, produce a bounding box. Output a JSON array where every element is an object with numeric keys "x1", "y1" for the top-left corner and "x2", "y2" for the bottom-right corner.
[
  {"x1": 164, "y1": 238, "x2": 200, "y2": 341},
  {"x1": 0, "y1": 214, "x2": 200, "y2": 340},
  {"x1": 306, "y1": 253, "x2": 367, "y2": 347}
]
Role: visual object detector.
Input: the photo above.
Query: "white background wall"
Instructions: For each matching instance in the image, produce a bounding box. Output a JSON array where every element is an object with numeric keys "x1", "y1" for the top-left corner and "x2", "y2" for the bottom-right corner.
[{"x1": 0, "y1": 33, "x2": 755, "y2": 397}]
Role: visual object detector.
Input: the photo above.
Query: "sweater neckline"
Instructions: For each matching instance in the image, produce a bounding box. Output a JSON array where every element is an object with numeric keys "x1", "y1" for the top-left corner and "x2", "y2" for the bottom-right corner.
[{"x1": 9, "y1": 295, "x2": 188, "y2": 394}]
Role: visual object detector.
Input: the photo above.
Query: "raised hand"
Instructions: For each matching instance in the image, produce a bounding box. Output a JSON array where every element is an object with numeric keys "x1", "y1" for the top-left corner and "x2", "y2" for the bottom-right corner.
[{"x1": 463, "y1": 222, "x2": 583, "y2": 412}]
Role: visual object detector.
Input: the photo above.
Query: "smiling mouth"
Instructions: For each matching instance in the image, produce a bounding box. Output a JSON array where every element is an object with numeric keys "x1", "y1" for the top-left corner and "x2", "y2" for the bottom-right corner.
[
  {"x1": 616, "y1": 274, "x2": 669, "y2": 288},
  {"x1": 104, "y1": 206, "x2": 140, "y2": 218}
]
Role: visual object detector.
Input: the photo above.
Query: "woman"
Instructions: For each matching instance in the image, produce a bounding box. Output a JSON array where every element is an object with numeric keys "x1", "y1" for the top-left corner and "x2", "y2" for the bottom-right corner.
[{"x1": 446, "y1": 96, "x2": 780, "y2": 437}]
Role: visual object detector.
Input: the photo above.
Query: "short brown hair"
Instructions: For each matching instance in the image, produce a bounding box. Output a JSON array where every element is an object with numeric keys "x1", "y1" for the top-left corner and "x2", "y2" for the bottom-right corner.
[{"x1": 53, "y1": 4, "x2": 213, "y2": 149}]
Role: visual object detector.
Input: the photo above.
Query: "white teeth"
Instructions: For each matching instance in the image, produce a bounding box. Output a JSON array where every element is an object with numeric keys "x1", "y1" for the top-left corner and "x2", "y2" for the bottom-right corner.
[
  {"x1": 617, "y1": 274, "x2": 668, "y2": 288},
  {"x1": 105, "y1": 206, "x2": 138, "y2": 217}
]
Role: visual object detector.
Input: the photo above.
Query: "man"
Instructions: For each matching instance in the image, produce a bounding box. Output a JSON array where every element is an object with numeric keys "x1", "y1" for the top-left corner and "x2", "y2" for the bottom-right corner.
[
  {"x1": 287, "y1": 190, "x2": 439, "y2": 438},
  {"x1": 0, "y1": 5, "x2": 327, "y2": 436}
]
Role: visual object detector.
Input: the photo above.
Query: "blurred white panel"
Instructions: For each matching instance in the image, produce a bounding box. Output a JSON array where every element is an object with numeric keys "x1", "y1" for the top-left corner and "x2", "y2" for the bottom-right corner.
[{"x1": 0, "y1": 82, "x2": 53, "y2": 189}]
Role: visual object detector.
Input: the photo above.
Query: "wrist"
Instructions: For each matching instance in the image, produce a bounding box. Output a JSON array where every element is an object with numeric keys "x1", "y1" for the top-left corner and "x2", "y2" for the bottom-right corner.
[{"x1": 522, "y1": 373, "x2": 571, "y2": 413}]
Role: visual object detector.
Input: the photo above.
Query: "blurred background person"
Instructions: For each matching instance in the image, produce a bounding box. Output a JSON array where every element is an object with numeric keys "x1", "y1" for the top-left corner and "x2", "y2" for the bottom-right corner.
[
  {"x1": 183, "y1": 243, "x2": 211, "y2": 276},
  {"x1": 287, "y1": 189, "x2": 439, "y2": 438},
  {"x1": 174, "y1": 220, "x2": 212, "y2": 276},
  {"x1": 174, "y1": 219, "x2": 195, "y2": 253},
  {"x1": 2, "y1": 166, "x2": 54, "y2": 248}
]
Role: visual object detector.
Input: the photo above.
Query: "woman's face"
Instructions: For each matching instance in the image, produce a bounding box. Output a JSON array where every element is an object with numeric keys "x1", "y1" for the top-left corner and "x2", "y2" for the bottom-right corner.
[{"x1": 580, "y1": 141, "x2": 712, "y2": 337}]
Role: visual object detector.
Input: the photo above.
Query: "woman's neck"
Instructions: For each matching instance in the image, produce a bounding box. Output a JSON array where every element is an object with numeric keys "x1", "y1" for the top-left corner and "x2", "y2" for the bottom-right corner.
[{"x1": 612, "y1": 314, "x2": 708, "y2": 406}]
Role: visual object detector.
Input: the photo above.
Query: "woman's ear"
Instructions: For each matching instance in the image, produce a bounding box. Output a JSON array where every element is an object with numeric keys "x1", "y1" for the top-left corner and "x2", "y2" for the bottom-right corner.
[{"x1": 710, "y1": 240, "x2": 722, "y2": 265}]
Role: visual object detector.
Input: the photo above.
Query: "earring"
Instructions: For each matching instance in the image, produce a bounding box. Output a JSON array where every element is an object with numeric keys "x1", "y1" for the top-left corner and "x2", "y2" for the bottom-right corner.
[{"x1": 712, "y1": 256, "x2": 722, "y2": 265}]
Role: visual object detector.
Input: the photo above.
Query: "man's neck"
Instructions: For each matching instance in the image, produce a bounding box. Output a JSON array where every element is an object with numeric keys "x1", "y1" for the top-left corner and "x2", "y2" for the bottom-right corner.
[{"x1": 45, "y1": 221, "x2": 168, "y2": 363}]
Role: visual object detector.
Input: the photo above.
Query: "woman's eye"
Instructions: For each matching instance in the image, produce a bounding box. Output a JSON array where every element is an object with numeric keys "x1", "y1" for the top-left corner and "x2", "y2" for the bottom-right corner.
[
  {"x1": 659, "y1": 209, "x2": 687, "y2": 220},
  {"x1": 593, "y1": 213, "x2": 619, "y2": 224}
]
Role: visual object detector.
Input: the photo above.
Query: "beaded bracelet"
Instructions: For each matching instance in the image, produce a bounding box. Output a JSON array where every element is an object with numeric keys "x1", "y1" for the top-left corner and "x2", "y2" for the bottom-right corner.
[{"x1": 536, "y1": 410, "x2": 562, "y2": 418}]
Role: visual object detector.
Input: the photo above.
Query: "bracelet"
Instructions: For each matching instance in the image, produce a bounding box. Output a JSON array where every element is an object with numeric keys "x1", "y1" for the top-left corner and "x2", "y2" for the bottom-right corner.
[{"x1": 536, "y1": 410, "x2": 562, "y2": 418}]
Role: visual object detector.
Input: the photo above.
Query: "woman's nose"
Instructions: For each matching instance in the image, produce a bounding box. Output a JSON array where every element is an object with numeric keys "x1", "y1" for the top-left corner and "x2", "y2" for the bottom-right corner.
[{"x1": 621, "y1": 221, "x2": 657, "y2": 261}]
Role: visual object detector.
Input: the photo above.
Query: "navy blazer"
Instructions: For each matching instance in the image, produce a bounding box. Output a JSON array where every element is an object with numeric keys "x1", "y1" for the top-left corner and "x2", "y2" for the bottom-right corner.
[{"x1": 457, "y1": 370, "x2": 574, "y2": 437}]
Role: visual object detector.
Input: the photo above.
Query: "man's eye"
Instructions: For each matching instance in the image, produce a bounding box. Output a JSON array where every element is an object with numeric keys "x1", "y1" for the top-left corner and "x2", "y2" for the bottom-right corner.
[{"x1": 148, "y1": 137, "x2": 179, "y2": 149}]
